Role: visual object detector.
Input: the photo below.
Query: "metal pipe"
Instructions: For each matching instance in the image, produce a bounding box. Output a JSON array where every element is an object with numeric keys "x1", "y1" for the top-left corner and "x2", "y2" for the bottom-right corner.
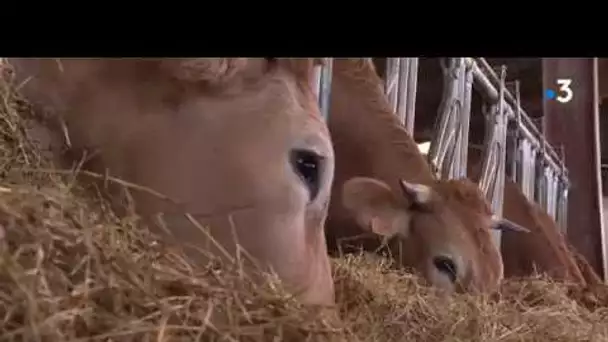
[
  {"x1": 473, "y1": 58, "x2": 565, "y2": 170},
  {"x1": 479, "y1": 103, "x2": 500, "y2": 198},
  {"x1": 319, "y1": 59, "x2": 333, "y2": 120},
  {"x1": 404, "y1": 58, "x2": 419, "y2": 135},
  {"x1": 313, "y1": 58, "x2": 333, "y2": 121},
  {"x1": 529, "y1": 148, "x2": 538, "y2": 200},
  {"x1": 475, "y1": 59, "x2": 543, "y2": 137},
  {"x1": 495, "y1": 98, "x2": 508, "y2": 217},
  {"x1": 520, "y1": 140, "x2": 530, "y2": 199},
  {"x1": 428, "y1": 58, "x2": 463, "y2": 178},
  {"x1": 466, "y1": 59, "x2": 567, "y2": 183},
  {"x1": 456, "y1": 63, "x2": 473, "y2": 178},
  {"x1": 385, "y1": 58, "x2": 399, "y2": 113},
  {"x1": 395, "y1": 58, "x2": 410, "y2": 127}
]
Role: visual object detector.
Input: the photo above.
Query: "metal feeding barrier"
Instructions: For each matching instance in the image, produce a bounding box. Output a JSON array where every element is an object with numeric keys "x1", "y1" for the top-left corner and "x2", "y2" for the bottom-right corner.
[
  {"x1": 474, "y1": 58, "x2": 569, "y2": 231},
  {"x1": 427, "y1": 58, "x2": 474, "y2": 180},
  {"x1": 384, "y1": 58, "x2": 419, "y2": 135},
  {"x1": 379, "y1": 57, "x2": 570, "y2": 242},
  {"x1": 312, "y1": 58, "x2": 334, "y2": 121},
  {"x1": 320, "y1": 57, "x2": 569, "y2": 238},
  {"x1": 477, "y1": 64, "x2": 509, "y2": 220}
]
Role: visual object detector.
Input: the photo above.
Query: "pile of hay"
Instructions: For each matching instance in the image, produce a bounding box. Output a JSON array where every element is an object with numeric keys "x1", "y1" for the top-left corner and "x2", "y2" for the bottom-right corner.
[{"x1": 1, "y1": 61, "x2": 608, "y2": 342}]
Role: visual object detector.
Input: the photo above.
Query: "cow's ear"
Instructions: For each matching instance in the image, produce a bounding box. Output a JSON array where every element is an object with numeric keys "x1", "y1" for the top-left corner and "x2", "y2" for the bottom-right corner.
[
  {"x1": 342, "y1": 177, "x2": 412, "y2": 238},
  {"x1": 490, "y1": 216, "x2": 531, "y2": 233}
]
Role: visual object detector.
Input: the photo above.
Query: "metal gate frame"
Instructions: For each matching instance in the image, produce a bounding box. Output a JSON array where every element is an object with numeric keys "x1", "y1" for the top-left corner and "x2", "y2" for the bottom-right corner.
[
  {"x1": 313, "y1": 58, "x2": 334, "y2": 121},
  {"x1": 384, "y1": 58, "x2": 419, "y2": 134},
  {"x1": 360, "y1": 58, "x2": 570, "y2": 240},
  {"x1": 421, "y1": 58, "x2": 570, "y2": 246}
]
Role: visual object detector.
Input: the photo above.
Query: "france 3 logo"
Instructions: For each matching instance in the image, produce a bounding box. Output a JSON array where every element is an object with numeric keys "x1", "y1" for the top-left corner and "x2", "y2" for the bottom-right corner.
[{"x1": 545, "y1": 79, "x2": 573, "y2": 104}]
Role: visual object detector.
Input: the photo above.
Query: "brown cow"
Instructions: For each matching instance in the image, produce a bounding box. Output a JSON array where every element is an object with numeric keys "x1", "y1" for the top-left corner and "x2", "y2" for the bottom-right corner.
[
  {"x1": 501, "y1": 180, "x2": 586, "y2": 283},
  {"x1": 8, "y1": 58, "x2": 336, "y2": 305},
  {"x1": 467, "y1": 142, "x2": 600, "y2": 285},
  {"x1": 325, "y1": 58, "x2": 523, "y2": 294}
]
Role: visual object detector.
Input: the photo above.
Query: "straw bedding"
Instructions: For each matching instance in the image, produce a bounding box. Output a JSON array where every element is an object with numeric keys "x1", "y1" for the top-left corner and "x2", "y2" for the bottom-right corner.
[{"x1": 1, "y1": 61, "x2": 608, "y2": 342}]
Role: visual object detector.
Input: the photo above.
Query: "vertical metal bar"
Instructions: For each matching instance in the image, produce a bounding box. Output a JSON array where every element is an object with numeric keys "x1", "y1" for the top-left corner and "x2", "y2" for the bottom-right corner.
[
  {"x1": 312, "y1": 65, "x2": 322, "y2": 97},
  {"x1": 498, "y1": 124, "x2": 507, "y2": 212},
  {"x1": 513, "y1": 136, "x2": 522, "y2": 184},
  {"x1": 385, "y1": 58, "x2": 399, "y2": 113},
  {"x1": 594, "y1": 58, "x2": 608, "y2": 283},
  {"x1": 535, "y1": 157, "x2": 546, "y2": 209},
  {"x1": 451, "y1": 64, "x2": 463, "y2": 180},
  {"x1": 494, "y1": 68, "x2": 508, "y2": 218},
  {"x1": 523, "y1": 144, "x2": 533, "y2": 201},
  {"x1": 479, "y1": 65, "x2": 507, "y2": 202},
  {"x1": 559, "y1": 183, "x2": 569, "y2": 232},
  {"x1": 558, "y1": 144, "x2": 570, "y2": 232},
  {"x1": 552, "y1": 177, "x2": 557, "y2": 217},
  {"x1": 547, "y1": 170, "x2": 553, "y2": 216},
  {"x1": 529, "y1": 148, "x2": 537, "y2": 201},
  {"x1": 509, "y1": 81, "x2": 522, "y2": 184},
  {"x1": 506, "y1": 127, "x2": 517, "y2": 182},
  {"x1": 429, "y1": 57, "x2": 474, "y2": 181},
  {"x1": 534, "y1": 156, "x2": 541, "y2": 206},
  {"x1": 547, "y1": 169, "x2": 554, "y2": 217},
  {"x1": 524, "y1": 139, "x2": 536, "y2": 201},
  {"x1": 456, "y1": 61, "x2": 473, "y2": 178},
  {"x1": 448, "y1": 59, "x2": 468, "y2": 179},
  {"x1": 395, "y1": 58, "x2": 410, "y2": 127},
  {"x1": 478, "y1": 65, "x2": 507, "y2": 248},
  {"x1": 547, "y1": 167, "x2": 556, "y2": 218},
  {"x1": 519, "y1": 139, "x2": 529, "y2": 197},
  {"x1": 525, "y1": 142, "x2": 531, "y2": 199},
  {"x1": 478, "y1": 103, "x2": 498, "y2": 197},
  {"x1": 404, "y1": 58, "x2": 419, "y2": 135},
  {"x1": 428, "y1": 58, "x2": 464, "y2": 179},
  {"x1": 318, "y1": 59, "x2": 333, "y2": 121}
]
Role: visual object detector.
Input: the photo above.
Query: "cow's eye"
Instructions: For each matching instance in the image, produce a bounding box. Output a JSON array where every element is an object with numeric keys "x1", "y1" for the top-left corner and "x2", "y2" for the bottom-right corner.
[
  {"x1": 433, "y1": 255, "x2": 457, "y2": 283},
  {"x1": 290, "y1": 149, "x2": 324, "y2": 202}
]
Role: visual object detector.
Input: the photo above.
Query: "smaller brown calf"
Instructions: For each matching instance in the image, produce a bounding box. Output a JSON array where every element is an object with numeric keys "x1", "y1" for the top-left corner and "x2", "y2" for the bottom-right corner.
[{"x1": 340, "y1": 177, "x2": 526, "y2": 294}]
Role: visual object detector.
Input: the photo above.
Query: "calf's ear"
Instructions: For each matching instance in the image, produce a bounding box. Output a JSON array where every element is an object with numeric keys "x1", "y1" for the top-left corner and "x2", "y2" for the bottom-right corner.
[{"x1": 342, "y1": 177, "x2": 411, "y2": 238}]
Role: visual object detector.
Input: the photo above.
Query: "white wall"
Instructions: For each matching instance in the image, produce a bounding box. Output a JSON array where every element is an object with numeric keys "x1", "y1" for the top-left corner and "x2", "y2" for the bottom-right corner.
[{"x1": 417, "y1": 141, "x2": 430, "y2": 155}]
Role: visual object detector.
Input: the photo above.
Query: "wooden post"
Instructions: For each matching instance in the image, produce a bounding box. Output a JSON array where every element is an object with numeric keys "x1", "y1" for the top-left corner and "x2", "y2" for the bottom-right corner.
[{"x1": 542, "y1": 58, "x2": 606, "y2": 280}]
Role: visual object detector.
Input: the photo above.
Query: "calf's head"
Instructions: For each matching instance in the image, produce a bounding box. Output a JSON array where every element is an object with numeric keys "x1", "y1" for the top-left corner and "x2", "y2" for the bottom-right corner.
[
  {"x1": 9, "y1": 58, "x2": 336, "y2": 305},
  {"x1": 342, "y1": 177, "x2": 527, "y2": 293}
]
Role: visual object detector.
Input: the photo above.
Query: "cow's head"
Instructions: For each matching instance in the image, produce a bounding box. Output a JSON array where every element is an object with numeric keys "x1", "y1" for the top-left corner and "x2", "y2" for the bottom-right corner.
[
  {"x1": 341, "y1": 176, "x2": 524, "y2": 293},
  {"x1": 9, "y1": 58, "x2": 336, "y2": 305}
]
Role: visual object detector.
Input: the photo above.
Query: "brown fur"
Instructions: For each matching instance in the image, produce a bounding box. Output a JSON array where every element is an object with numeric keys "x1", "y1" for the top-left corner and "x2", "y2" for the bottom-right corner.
[
  {"x1": 8, "y1": 58, "x2": 337, "y2": 305},
  {"x1": 424, "y1": 179, "x2": 504, "y2": 292},
  {"x1": 467, "y1": 146, "x2": 598, "y2": 285},
  {"x1": 326, "y1": 58, "x2": 503, "y2": 293},
  {"x1": 430, "y1": 179, "x2": 494, "y2": 260},
  {"x1": 569, "y1": 240, "x2": 604, "y2": 285}
]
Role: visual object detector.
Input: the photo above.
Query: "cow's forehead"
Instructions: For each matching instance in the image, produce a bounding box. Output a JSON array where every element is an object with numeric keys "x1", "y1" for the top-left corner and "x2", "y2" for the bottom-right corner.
[
  {"x1": 275, "y1": 58, "x2": 325, "y2": 119},
  {"x1": 430, "y1": 180, "x2": 492, "y2": 215}
]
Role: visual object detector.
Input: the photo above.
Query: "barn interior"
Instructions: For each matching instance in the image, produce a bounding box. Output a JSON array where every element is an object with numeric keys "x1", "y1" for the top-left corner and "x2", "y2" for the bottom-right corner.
[{"x1": 373, "y1": 58, "x2": 607, "y2": 280}]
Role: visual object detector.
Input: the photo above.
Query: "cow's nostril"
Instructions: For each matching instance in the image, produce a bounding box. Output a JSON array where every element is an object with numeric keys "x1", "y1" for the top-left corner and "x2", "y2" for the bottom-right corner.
[{"x1": 433, "y1": 255, "x2": 457, "y2": 283}]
